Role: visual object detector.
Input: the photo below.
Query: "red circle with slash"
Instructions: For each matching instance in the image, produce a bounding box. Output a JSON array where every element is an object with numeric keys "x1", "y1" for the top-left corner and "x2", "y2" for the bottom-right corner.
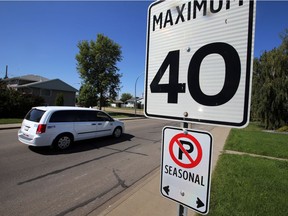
[{"x1": 169, "y1": 133, "x2": 202, "y2": 168}]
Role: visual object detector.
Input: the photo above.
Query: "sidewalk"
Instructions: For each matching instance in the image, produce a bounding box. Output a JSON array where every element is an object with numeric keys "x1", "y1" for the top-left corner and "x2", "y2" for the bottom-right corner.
[{"x1": 95, "y1": 126, "x2": 231, "y2": 216}]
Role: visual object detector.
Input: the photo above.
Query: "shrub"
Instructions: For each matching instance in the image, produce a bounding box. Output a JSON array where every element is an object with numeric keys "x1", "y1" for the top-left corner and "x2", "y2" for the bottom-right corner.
[
  {"x1": 55, "y1": 93, "x2": 64, "y2": 106},
  {"x1": 0, "y1": 86, "x2": 45, "y2": 118},
  {"x1": 277, "y1": 125, "x2": 288, "y2": 132}
]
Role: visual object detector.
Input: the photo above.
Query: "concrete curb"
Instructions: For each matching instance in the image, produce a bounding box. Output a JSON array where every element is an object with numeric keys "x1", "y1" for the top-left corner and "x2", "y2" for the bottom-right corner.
[{"x1": 0, "y1": 124, "x2": 21, "y2": 130}]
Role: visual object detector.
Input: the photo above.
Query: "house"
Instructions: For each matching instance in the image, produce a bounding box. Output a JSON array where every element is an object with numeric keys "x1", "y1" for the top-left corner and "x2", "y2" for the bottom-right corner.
[
  {"x1": 138, "y1": 98, "x2": 145, "y2": 109},
  {"x1": 110, "y1": 100, "x2": 124, "y2": 108},
  {"x1": 4, "y1": 74, "x2": 78, "y2": 106},
  {"x1": 123, "y1": 97, "x2": 143, "y2": 108}
]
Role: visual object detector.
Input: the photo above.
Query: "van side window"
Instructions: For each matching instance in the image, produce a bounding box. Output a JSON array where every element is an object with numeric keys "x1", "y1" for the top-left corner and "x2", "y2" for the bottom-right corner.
[
  {"x1": 96, "y1": 111, "x2": 113, "y2": 121},
  {"x1": 49, "y1": 110, "x2": 112, "y2": 122},
  {"x1": 49, "y1": 111, "x2": 75, "y2": 122},
  {"x1": 76, "y1": 111, "x2": 98, "y2": 122}
]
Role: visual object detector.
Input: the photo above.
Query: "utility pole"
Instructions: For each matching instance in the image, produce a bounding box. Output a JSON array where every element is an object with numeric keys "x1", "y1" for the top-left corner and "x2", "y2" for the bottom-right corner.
[
  {"x1": 4, "y1": 65, "x2": 8, "y2": 79},
  {"x1": 134, "y1": 73, "x2": 143, "y2": 116}
]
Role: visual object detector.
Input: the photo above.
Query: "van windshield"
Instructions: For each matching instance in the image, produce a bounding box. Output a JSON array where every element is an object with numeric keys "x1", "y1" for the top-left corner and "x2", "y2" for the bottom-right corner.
[{"x1": 25, "y1": 109, "x2": 45, "y2": 123}]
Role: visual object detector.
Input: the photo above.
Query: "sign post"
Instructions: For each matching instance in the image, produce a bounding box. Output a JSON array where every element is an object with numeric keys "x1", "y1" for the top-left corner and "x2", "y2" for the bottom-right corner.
[
  {"x1": 178, "y1": 204, "x2": 188, "y2": 216},
  {"x1": 178, "y1": 122, "x2": 189, "y2": 216},
  {"x1": 161, "y1": 126, "x2": 213, "y2": 215},
  {"x1": 145, "y1": 0, "x2": 256, "y2": 215}
]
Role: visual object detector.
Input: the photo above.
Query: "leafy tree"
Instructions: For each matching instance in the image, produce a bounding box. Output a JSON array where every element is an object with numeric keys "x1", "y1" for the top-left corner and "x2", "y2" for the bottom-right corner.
[
  {"x1": 120, "y1": 93, "x2": 133, "y2": 102},
  {"x1": 76, "y1": 34, "x2": 122, "y2": 109},
  {"x1": 19, "y1": 94, "x2": 45, "y2": 117},
  {"x1": 251, "y1": 29, "x2": 288, "y2": 129},
  {"x1": 0, "y1": 79, "x2": 5, "y2": 89},
  {"x1": 77, "y1": 83, "x2": 98, "y2": 107},
  {"x1": 0, "y1": 85, "x2": 45, "y2": 118},
  {"x1": 55, "y1": 93, "x2": 64, "y2": 106}
]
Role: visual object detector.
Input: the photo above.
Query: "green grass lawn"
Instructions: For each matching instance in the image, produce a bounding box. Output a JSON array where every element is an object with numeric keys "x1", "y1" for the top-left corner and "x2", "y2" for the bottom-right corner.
[
  {"x1": 224, "y1": 123, "x2": 288, "y2": 159},
  {"x1": 209, "y1": 154, "x2": 288, "y2": 216},
  {"x1": 201, "y1": 123, "x2": 288, "y2": 216},
  {"x1": 0, "y1": 118, "x2": 23, "y2": 124},
  {"x1": 108, "y1": 112, "x2": 134, "y2": 119}
]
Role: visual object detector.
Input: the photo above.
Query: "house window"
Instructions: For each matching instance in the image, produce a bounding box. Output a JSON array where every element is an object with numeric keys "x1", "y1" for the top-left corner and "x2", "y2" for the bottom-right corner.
[{"x1": 41, "y1": 89, "x2": 51, "y2": 96}]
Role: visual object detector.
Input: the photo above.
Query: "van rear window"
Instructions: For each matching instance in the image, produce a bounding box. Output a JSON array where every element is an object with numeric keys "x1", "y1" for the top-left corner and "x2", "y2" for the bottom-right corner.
[{"x1": 25, "y1": 109, "x2": 45, "y2": 123}]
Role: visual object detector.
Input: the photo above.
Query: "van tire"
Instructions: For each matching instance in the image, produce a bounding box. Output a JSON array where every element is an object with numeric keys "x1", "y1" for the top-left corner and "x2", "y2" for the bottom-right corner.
[
  {"x1": 53, "y1": 133, "x2": 73, "y2": 150},
  {"x1": 113, "y1": 127, "x2": 122, "y2": 138}
]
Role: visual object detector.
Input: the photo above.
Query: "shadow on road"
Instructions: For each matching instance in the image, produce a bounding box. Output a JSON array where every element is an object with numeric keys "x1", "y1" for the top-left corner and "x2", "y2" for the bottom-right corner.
[{"x1": 28, "y1": 133, "x2": 135, "y2": 155}]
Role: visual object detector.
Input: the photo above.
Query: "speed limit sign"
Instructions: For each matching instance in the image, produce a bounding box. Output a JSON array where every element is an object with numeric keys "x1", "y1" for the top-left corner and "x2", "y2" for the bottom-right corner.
[{"x1": 144, "y1": 0, "x2": 256, "y2": 128}]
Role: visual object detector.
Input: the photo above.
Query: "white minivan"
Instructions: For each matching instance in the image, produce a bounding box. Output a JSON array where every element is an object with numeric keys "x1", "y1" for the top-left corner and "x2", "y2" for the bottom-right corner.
[{"x1": 18, "y1": 106, "x2": 125, "y2": 150}]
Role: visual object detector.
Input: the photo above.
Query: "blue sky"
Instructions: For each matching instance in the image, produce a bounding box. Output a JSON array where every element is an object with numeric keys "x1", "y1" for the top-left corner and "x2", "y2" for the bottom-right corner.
[{"x1": 0, "y1": 1, "x2": 288, "y2": 98}]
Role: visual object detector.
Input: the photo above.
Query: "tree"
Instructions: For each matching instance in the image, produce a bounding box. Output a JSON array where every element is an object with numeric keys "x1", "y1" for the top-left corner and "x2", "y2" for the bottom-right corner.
[
  {"x1": 251, "y1": 29, "x2": 288, "y2": 129},
  {"x1": 76, "y1": 34, "x2": 122, "y2": 109},
  {"x1": 55, "y1": 93, "x2": 64, "y2": 106},
  {"x1": 77, "y1": 83, "x2": 98, "y2": 107},
  {"x1": 120, "y1": 93, "x2": 133, "y2": 102},
  {"x1": 0, "y1": 85, "x2": 45, "y2": 118}
]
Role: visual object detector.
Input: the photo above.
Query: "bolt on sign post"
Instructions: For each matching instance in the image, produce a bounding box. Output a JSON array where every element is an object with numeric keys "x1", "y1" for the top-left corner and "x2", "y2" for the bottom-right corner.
[
  {"x1": 161, "y1": 126, "x2": 213, "y2": 215},
  {"x1": 145, "y1": 0, "x2": 256, "y2": 128}
]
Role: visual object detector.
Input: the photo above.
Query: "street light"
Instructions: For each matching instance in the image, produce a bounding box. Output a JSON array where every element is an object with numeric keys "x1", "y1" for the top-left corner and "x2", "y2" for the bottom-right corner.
[{"x1": 134, "y1": 73, "x2": 144, "y2": 116}]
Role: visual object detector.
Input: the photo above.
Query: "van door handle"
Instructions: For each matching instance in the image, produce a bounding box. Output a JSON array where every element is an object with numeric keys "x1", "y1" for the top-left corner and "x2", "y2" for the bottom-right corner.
[
  {"x1": 91, "y1": 123, "x2": 96, "y2": 125},
  {"x1": 98, "y1": 123, "x2": 102, "y2": 125}
]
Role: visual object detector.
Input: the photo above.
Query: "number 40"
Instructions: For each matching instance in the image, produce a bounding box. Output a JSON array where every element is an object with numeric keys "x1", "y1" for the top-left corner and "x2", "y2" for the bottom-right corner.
[{"x1": 150, "y1": 42, "x2": 241, "y2": 106}]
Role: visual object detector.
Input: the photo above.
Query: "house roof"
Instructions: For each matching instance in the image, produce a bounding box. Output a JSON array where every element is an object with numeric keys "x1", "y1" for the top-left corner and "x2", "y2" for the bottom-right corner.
[
  {"x1": 112, "y1": 100, "x2": 124, "y2": 104},
  {"x1": 126, "y1": 98, "x2": 143, "y2": 103},
  {"x1": 5, "y1": 74, "x2": 49, "y2": 82},
  {"x1": 17, "y1": 79, "x2": 78, "y2": 92}
]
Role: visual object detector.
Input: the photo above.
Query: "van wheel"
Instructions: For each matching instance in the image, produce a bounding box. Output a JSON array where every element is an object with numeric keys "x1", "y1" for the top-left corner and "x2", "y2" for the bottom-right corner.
[
  {"x1": 53, "y1": 134, "x2": 73, "y2": 150},
  {"x1": 113, "y1": 127, "x2": 122, "y2": 138}
]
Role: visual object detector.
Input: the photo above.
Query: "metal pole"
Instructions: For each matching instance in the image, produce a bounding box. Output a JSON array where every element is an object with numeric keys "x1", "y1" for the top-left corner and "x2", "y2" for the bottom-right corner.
[
  {"x1": 178, "y1": 121, "x2": 189, "y2": 216},
  {"x1": 178, "y1": 204, "x2": 188, "y2": 216},
  {"x1": 134, "y1": 73, "x2": 143, "y2": 116}
]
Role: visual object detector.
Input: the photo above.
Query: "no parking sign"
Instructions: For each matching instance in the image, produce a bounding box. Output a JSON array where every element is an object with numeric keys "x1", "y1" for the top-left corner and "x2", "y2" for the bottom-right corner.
[
  {"x1": 161, "y1": 126, "x2": 213, "y2": 214},
  {"x1": 169, "y1": 133, "x2": 203, "y2": 169}
]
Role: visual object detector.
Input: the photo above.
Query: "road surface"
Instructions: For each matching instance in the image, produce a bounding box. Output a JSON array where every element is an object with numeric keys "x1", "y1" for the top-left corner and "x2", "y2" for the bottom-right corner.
[{"x1": 0, "y1": 118, "x2": 214, "y2": 216}]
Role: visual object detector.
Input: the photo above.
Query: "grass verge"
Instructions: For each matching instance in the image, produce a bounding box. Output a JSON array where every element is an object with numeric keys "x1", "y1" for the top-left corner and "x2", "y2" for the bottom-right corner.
[
  {"x1": 107, "y1": 112, "x2": 142, "y2": 119},
  {"x1": 0, "y1": 118, "x2": 23, "y2": 124},
  {"x1": 208, "y1": 154, "x2": 288, "y2": 216},
  {"x1": 224, "y1": 122, "x2": 288, "y2": 159},
  {"x1": 203, "y1": 122, "x2": 288, "y2": 216},
  {"x1": 0, "y1": 112, "x2": 139, "y2": 125}
]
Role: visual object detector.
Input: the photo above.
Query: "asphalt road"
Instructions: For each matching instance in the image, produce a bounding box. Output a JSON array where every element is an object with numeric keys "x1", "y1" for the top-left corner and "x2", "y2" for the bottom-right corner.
[{"x1": 0, "y1": 118, "x2": 214, "y2": 216}]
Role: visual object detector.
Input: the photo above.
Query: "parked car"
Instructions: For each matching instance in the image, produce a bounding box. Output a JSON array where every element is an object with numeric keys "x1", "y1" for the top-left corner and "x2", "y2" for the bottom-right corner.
[{"x1": 18, "y1": 106, "x2": 125, "y2": 150}]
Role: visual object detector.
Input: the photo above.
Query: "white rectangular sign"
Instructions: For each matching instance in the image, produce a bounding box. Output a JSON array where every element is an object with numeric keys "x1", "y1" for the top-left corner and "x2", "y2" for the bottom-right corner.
[
  {"x1": 161, "y1": 126, "x2": 213, "y2": 214},
  {"x1": 145, "y1": 0, "x2": 256, "y2": 127}
]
